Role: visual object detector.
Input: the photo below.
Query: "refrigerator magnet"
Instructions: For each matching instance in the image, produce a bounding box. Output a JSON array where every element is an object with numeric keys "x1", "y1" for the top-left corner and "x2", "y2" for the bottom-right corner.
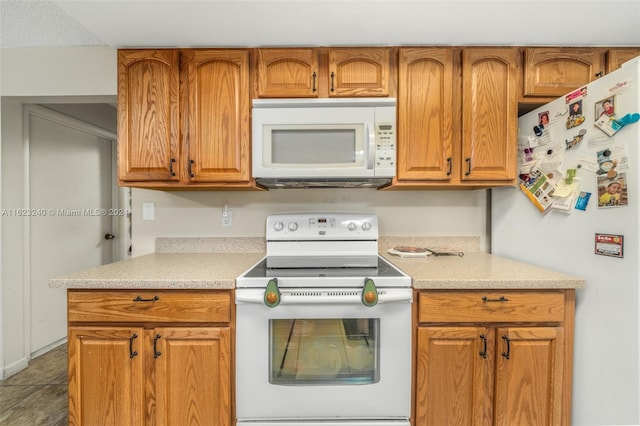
[{"x1": 595, "y1": 233, "x2": 624, "y2": 258}]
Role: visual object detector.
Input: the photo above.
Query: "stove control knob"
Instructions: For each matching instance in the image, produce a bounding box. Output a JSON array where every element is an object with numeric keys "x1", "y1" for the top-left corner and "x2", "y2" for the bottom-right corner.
[
  {"x1": 347, "y1": 221, "x2": 357, "y2": 231},
  {"x1": 287, "y1": 222, "x2": 298, "y2": 232},
  {"x1": 361, "y1": 221, "x2": 372, "y2": 231},
  {"x1": 273, "y1": 221, "x2": 284, "y2": 232}
]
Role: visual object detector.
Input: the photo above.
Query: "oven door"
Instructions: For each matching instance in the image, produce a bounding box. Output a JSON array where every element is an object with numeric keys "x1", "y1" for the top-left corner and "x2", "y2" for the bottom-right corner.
[{"x1": 235, "y1": 287, "x2": 412, "y2": 422}]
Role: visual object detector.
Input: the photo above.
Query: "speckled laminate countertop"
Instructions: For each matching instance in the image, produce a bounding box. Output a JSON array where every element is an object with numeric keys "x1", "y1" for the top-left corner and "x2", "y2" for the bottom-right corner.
[
  {"x1": 51, "y1": 251, "x2": 584, "y2": 290},
  {"x1": 50, "y1": 237, "x2": 584, "y2": 290},
  {"x1": 381, "y1": 251, "x2": 585, "y2": 289},
  {"x1": 49, "y1": 252, "x2": 265, "y2": 289}
]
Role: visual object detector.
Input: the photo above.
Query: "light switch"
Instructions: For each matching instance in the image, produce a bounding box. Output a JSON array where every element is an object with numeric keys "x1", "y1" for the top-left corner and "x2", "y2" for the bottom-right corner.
[{"x1": 142, "y1": 202, "x2": 155, "y2": 221}]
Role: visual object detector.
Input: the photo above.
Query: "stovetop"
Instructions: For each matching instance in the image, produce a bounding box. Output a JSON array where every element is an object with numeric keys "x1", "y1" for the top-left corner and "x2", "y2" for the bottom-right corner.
[
  {"x1": 238, "y1": 213, "x2": 410, "y2": 288},
  {"x1": 237, "y1": 255, "x2": 411, "y2": 288},
  {"x1": 242, "y1": 255, "x2": 405, "y2": 279}
]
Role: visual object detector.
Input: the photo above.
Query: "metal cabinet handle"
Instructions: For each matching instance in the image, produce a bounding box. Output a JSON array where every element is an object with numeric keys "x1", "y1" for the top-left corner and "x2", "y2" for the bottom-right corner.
[
  {"x1": 312, "y1": 71, "x2": 317, "y2": 92},
  {"x1": 189, "y1": 159, "x2": 195, "y2": 178},
  {"x1": 129, "y1": 333, "x2": 138, "y2": 359},
  {"x1": 501, "y1": 335, "x2": 511, "y2": 360},
  {"x1": 330, "y1": 72, "x2": 335, "y2": 92},
  {"x1": 153, "y1": 334, "x2": 162, "y2": 358},
  {"x1": 482, "y1": 295, "x2": 509, "y2": 303},
  {"x1": 465, "y1": 158, "x2": 472, "y2": 176},
  {"x1": 133, "y1": 295, "x2": 159, "y2": 302},
  {"x1": 169, "y1": 158, "x2": 176, "y2": 176},
  {"x1": 104, "y1": 233, "x2": 115, "y2": 240},
  {"x1": 479, "y1": 334, "x2": 487, "y2": 359},
  {"x1": 446, "y1": 157, "x2": 452, "y2": 176}
]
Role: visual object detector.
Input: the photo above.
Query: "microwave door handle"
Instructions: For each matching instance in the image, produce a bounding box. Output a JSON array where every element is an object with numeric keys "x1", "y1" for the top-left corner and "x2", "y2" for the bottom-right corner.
[{"x1": 366, "y1": 123, "x2": 375, "y2": 170}]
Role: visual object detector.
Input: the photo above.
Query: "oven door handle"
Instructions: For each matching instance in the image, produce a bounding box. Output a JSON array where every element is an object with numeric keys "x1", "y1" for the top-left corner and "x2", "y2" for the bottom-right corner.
[{"x1": 236, "y1": 289, "x2": 413, "y2": 305}]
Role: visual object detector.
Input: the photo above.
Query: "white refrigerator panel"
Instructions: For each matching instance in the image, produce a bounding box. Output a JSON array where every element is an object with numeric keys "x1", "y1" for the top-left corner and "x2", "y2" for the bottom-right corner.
[{"x1": 492, "y1": 58, "x2": 640, "y2": 425}]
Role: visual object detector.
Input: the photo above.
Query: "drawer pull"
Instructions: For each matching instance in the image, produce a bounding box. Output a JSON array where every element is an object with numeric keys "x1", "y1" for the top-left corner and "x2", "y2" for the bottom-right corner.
[
  {"x1": 153, "y1": 334, "x2": 162, "y2": 358},
  {"x1": 129, "y1": 333, "x2": 138, "y2": 359},
  {"x1": 133, "y1": 295, "x2": 159, "y2": 302},
  {"x1": 482, "y1": 295, "x2": 509, "y2": 303},
  {"x1": 479, "y1": 334, "x2": 487, "y2": 359},
  {"x1": 501, "y1": 335, "x2": 511, "y2": 360}
]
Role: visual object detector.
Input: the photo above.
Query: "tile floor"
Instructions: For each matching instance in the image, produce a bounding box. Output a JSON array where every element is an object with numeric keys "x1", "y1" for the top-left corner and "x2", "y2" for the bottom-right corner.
[{"x1": 0, "y1": 343, "x2": 68, "y2": 426}]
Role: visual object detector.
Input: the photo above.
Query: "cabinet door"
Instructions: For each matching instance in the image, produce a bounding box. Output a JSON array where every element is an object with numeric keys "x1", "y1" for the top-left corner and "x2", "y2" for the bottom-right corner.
[
  {"x1": 607, "y1": 48, "x2": 640, "y2": 73},
  {"x1": 118, "y1": 50, "x2": 180, "y2": 182},
  {"x1": 328, "y1": 47, "x2": 391, "y2": 97},
  {"x1": 154, "y1": 327, "x2": 231, "y2": 426},
  {"x1": 523, "y1": 48, "x2": 604, "y2": 97},
  {"x1": 494, "y1": 327, "x2": 564, "y2": 426},
  {"x1": 68, "y1": 327, "x2": 145, "y2": 426},
  {"x1": 256, "y1": 48, "x2": 320, "y2": 97},
  {"x1": 461, "y1": 48, "x2": 519, "y2": 182},
  {"x1": 397, "y1": 48, "x2": 455, "y2": 181},
  {"x1": 416, "y1": 327, "x2": 493, "y2": 426},
  {"x1": 182, "y1": 49, "x2": 251, "y2": 183}
]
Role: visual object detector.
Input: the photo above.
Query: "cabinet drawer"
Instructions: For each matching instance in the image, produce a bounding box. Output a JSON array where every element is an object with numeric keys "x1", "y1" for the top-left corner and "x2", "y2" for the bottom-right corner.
[
  {"x1": 68, "y1": 290, "x2": 231, "y2": 323},
  {"x1": 418, "y1": 290, "x2": 565, "y2": 323}
]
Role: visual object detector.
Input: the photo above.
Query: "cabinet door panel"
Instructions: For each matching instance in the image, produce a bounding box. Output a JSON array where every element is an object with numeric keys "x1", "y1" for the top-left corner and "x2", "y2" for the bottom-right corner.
[
  {"x1": 607, "y1": 48, "x2": 640, "y2": 73},
  {"x1": 118, "y1": 50, "x2": 180, "y2": 182},
  {"x1": 329, "y1": 48, "x2": 390, "y2": 97},
  {"x1": 257, "y1": 48, "x2": 319, "y2": 97},
  {"x1": 68, "y1": 327, "x2": 145, "y2": 426},
  {"x1": 416, "y1": 327, "x2": 493, "y2": 426},
  {"x1": 462, "y1": 48, "x2": 519, "y2": 182},
  {"x1": 397, "y1": 48, "x2": 455, "y2": 181},
  {"x1": 524, "y1": 48, "x2": 603, "y2": 97},
  {"x1": 154, "y1": 327, "x2": 231, "y2": 426},
  {"x1": 183, "y1": 49, "x2": 250, "y2": 182},
  {"x1": 494, "y1": 327, "x2": 564, "y2": 426}
]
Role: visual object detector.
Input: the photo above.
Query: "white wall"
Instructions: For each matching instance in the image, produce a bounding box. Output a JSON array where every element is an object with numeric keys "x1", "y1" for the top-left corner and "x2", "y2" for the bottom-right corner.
[
  {"x1": 0, "y1": 98, "x2": 28, "y2": 377},
  {"x1": 0, "y1": 46, "x2": 116, "y2": 378},
  {"x1": 131, "y1": 188, "x2": 489, "y2": 256}
]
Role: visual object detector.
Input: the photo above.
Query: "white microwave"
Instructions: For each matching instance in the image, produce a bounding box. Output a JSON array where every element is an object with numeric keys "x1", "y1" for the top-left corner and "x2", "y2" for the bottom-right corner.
[{"x1": 251, "y1": 98, "x2": 396, "y2": 188}]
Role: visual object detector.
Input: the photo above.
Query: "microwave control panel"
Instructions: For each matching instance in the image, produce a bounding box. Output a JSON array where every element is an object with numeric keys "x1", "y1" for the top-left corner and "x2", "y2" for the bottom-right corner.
[{"x1": 375, "y1": 122, "x2": 396, "y2": 174}]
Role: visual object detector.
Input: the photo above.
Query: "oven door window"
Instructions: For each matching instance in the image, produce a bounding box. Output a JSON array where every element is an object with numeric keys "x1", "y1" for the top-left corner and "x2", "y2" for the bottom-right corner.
[{"x1": 269, "y1": 318, "x2": 380, "y2": 385}]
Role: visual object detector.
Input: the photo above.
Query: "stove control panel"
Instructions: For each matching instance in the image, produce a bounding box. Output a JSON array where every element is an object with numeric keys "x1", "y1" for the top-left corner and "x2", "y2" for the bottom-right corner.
[{"x1": 267, "y1": 213, "x2": 378, "y2": 240}]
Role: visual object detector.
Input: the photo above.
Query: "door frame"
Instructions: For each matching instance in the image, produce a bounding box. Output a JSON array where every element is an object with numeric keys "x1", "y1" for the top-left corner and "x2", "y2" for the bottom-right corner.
[{"x1": 22, "y1": 104, "x2": 125, "y2": 357}]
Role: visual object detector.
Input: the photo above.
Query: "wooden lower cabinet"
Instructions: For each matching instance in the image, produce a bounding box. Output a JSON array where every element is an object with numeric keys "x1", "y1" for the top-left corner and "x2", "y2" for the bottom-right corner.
[
  {"x1": 67, "y1": 290, "x2": 232, "y2": 426},
  {"x1": 415, "y1": 290, "x2": 574, "y2": 426}
]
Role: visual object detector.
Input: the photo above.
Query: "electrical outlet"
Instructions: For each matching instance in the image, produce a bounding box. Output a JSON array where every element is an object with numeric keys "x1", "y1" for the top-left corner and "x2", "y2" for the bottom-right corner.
[
  {"x1": 142, "y1": 202, "x2": 155, "y2": 221},
  {"x1": 222, "y1": 204, "x2": 232, "y2": 226}
]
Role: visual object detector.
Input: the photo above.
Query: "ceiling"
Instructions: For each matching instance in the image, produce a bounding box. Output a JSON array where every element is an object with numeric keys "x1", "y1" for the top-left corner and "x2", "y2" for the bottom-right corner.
[{"x1": 2, "y1": 0, "x2": 639, "y2": 48}]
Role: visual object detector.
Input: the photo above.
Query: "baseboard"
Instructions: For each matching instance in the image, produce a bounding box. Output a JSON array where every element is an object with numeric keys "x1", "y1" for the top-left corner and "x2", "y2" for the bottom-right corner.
[
  {"x1": 1, "y1": 337, "x2": 68, "y2": 380},
  {"x1": 31, "y1": 337, "x2": 67, "y2": 359},
  {"x1": 1, "y1": 356, "x2": 29, "y2": 380}
]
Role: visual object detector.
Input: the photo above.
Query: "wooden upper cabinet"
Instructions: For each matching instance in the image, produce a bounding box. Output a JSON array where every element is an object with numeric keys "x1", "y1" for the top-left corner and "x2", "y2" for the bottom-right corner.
[
  {"x1": 328, "y1": 47, "x2": 391, "y2": 97},
  {"x1": 117, "y1": 50, "x2": 180, "y2": 182},
  {"x1": 181, "y1": 49, "x2": 251, "y2": 183},
  {"x1": 462, "y1": 48, "x2": 519, "y2": 183},
  {"x1": 523, "y1": 47, "x2": 604, "y2": 98},
  {"x1": 256, "y1": 48, "x2": 320, "y2": 97},
  {"x1": 397, "y1": 47, "x2": 455, "y2": 181},
  {"x1": 255, "y1": 47, "x2": 393, "y2": 98},
  {"x1": 606, "y1": 48, "x2": 640, "y2": 73}
]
